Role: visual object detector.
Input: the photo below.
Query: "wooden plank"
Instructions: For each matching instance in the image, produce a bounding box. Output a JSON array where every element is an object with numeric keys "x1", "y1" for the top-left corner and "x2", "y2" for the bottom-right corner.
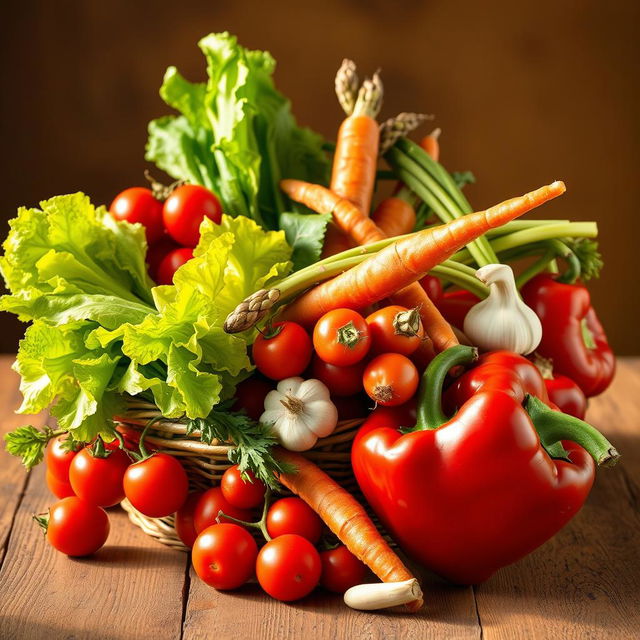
[
  {"x1": 0, "y1": 358, "x2": 189, "y2": 639},
  {"x1": 182, "y1": 567, "x2": 481, "y2": 640},
  {"x1": 0, "y1": 355, "x2": 48, "y2": 566},
  {"x1": 475, "y1": 359, "x2": 640, "y2": 639}
]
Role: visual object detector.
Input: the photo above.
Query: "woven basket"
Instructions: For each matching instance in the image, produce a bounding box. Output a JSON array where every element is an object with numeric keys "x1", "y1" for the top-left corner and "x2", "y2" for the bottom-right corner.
[{"x1": 116, "y1": 399, "x2": 365, "y2": 550}]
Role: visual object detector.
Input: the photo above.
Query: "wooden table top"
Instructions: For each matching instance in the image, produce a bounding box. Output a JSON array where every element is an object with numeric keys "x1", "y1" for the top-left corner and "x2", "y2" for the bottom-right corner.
[{"x1": 0, "y1": 354, "x2": 638, "y2": 639}]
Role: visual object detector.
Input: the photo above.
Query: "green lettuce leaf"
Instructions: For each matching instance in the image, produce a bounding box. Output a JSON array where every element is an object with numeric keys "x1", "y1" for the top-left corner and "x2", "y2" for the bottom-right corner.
[
  {"x1": 279, "y1": 212, "x2": 331, "y2": 270},
  {"x1": 146, "y1": 32, "x2": 329, "y2": 231}
]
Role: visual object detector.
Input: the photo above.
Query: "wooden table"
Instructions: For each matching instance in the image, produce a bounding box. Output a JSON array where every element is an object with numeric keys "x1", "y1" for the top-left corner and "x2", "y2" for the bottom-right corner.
[{"x1": 0, "y1": 355, "x2": 638, "y2": 639}]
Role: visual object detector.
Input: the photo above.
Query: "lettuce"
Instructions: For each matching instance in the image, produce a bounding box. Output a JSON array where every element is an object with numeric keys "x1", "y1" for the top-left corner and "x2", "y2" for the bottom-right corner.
[
  {"x1": 146, "y1": 32, "x2": 329, "y2": 231},
  {"x1": 1, "y1": 193, "x2": 293, "y2": 439}
]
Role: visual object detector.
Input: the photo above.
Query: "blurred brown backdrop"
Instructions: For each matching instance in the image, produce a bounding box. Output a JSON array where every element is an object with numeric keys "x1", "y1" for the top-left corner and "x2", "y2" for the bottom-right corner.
[{"x1": 1, "y1": 0, "x2": 638, "y2": 353}]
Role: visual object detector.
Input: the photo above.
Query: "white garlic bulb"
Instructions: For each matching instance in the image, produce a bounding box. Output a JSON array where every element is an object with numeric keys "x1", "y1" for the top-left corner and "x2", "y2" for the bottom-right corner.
[{"x1": 463, "y1": 264, "x2": 542, "y2": 355}]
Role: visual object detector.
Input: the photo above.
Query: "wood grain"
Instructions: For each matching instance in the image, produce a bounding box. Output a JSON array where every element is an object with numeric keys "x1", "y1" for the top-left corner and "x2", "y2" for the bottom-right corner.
[
  {"x1": 474, "y1": 358, "x2": 640, "y2": 639},
  {"x1": 0, "y1": 355, "x2": 48, "y2": 566}
]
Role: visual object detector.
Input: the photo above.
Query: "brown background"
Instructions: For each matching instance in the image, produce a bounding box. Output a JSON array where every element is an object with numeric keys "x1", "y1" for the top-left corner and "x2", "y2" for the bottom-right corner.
[{"x1": 1, "y1": 0, "x2": 638, "y2": 353}]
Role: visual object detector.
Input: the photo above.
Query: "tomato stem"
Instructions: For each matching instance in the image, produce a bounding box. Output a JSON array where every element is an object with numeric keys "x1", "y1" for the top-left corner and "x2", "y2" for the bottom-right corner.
[
  {"x1": 217, "y1": 487, "x2": 273, "y2": 542},
  {"x1": 135, "y1": 416, "x2": 165, "y2": 461}
]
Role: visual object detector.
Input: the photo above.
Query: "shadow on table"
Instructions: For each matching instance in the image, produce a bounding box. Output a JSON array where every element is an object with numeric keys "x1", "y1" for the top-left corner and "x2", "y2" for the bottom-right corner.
[
  {"x1": 0, "y1": 617, "x2": 123, "y2": 640},
  {"x1": 85, "y1": 544, "x2": 186, "y2": 569}
]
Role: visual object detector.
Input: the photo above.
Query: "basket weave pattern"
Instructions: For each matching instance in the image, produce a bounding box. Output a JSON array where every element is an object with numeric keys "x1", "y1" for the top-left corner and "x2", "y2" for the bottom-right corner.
[{"x1": 117, "y1": 400, "x2": 365, "y2": 550}]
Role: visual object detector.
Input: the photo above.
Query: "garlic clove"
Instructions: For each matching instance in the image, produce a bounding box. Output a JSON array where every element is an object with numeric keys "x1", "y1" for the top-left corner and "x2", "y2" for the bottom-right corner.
[
  {"x1": 464, "y1": 264, "x2": 542, "y2": 355},
  {"x1": 343, "y1": 579, "x2": 424, "y2": 611}
]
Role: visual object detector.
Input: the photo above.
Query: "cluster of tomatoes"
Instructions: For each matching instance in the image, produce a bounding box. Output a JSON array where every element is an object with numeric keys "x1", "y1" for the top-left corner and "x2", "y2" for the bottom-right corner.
[
  {"x1": 43, "y1": 435, "x2": 188, "y2": 556},
  {"x1": 109, "y1": 182, "x2": 222, "y2": 284},
  {"x1": 176, "y1": 466, "x2": 367, "y2": 600},
  {"x1": 247, "y1": 304, "x2": 429, "y2": 411},
  {"x1": 43, "y1": 435, "x2": 366, "y2": 602}
]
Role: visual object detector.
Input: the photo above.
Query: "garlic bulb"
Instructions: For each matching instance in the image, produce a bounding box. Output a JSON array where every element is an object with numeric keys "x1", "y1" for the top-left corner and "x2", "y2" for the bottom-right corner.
[
  {"x1": 463, "y1": 264, "x2": 542, "y2": 355},
  {"x1": 260, "y1": 377, "x2": 338, "y2": 452},
  {"x1": 343, "y1": 579, "x2": 423, "y2": 611}
]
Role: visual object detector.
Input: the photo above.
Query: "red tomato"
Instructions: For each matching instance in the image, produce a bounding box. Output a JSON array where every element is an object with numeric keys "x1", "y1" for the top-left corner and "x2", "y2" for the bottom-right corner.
[
  {"x1": 419, "y1": 274, "x2": 443, "y2": 303},
  {"x1": 320, "y1": 545, "x2": 367, "y2": 593},
  {"x1": 256, "y1": 534, "x2": 321, "y2": 601},
  {"x1": 193, "y1": 487, "x2": 254, "y2": 534},
  {"x1": 311, "y1": 355, "x2": 365, "y2": 397},
  {"x1": 252, "y1": 322, "x2": 312, "y2": 380},
  {"x1": 156, "y1": 248, "x2": 194, "y2": 285},
  {"x1": 123, "y1": 453, "x2": 188, "y2": 518},
  {"x1": 192, "y1": 523, "x2": 258, "y2": 590},
  {"x1": 110, "y1": 187, "x2": 164, "y2": 245},
  {"x1": 45, "y1": 436, "x2": 78, "y2": 482},
  {"x1": 545, "y1": 375, "x2": 587, "y2": 420},
  {"x1": 221, "y1": 466, "x2": 266, "y2": 510},
  {"x1": 68, "y1": 446, "x2": 130, "y2": 508},
  {"x1": 363, "y1": 353, "x2": 419, "y2": 407},
  {"x1": 45, "y1": 497, "x2": 110, "y2": 556},
  {"x1": 366, "y1": 305, "x2": 424, "y2": 356},
  {"x1": 146, "y1": 235, "x2": 179, "y2": 281},
  {"x1": 313, "y1": 309, "x2": 371, "y2": 366},
  {"x1": 266, "y1": 497, "x2": 323, "y2": 543},
  {"x1": 46, "y1": 469, "x2": 75, "y2": 499},
  {"x1": 232, "y1": 378, "x2": 273, "y2": 421},
  {"x1": 174, "y1": 491, "x2": 203, "y2": 548},
  {"x1": 163, "y1": 184, "x2": 222, "y2": 247}
]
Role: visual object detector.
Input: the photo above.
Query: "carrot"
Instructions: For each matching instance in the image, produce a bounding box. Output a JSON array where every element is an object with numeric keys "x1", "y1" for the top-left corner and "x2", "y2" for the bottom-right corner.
[
  {"x1": 281, "y1": 178, "x2": 458, "y2": 351},
  {"x1": 330, "y1": 60, "x2": 382, "y2": 217},
  {"x1": 282, "y1": 179, "x2": 386, "y2": 246},
  {"x1": 371, "y1": 196, "x2": 416, "y2": 237},
  {"x1": 419, "y1": 127, "x2": 441, "y2": 162},
  {"x1": 321, "y1": 222, "x2": 353, "y2": 258},
  {"x1": 275, "y1": 448, "x2": 423, "y2": 612},
  {"x1": 280, "y1": 181, "x2": 566, "y2": 327}
]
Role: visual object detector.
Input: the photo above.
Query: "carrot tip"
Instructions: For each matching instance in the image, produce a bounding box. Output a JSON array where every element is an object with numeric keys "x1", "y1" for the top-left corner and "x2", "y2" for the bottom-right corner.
[{"x1": 550, "y1": 180, "x2": 566, "y2": 194}]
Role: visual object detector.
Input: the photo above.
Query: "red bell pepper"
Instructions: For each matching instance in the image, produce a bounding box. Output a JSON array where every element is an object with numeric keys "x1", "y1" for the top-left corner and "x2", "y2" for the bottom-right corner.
[
  {"x1": 352, "y1": 346, "x2": 618, "y2": 585},
  {"x1": 521, "y1": 274, "x2": 615, "y2": 397},
  {"x1": 531, "y1": 354, "x2": 587, "y2": 420}
]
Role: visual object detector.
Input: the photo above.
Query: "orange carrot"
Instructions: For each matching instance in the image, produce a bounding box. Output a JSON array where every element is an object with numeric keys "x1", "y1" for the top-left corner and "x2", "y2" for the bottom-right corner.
[
  {"x1": 330, "y1": 62, "x2": 382, "y2": 217},
  {"x1": 371, "y1": 196, "x2": 416, "y2": 237},
  {"x1": 275, "y1": 448, "x2": 423, "y2": 612},
  {"x1": 321, "y1": 222, "x2": 353, "y2": 258},
  {"x1": 281, "y1": 178, "x2": 458, "y2": 351},
  {"x1": 280, "y1": 181, "x2": 566, "y2": 327},
  {"x1": 419, "y1": 127, "x2": 441, "y2": 162},
  {"x1": 282, "y1": 179, "x2": 386, "y2": 246}
]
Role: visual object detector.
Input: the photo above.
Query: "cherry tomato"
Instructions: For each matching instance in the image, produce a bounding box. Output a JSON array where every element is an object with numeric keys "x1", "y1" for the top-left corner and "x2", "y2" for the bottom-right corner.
[
  {"x1": 545, "y1": 375, "x2": 587, "y2": 419},
  {"x1": 313, "y1": 309, "x2": 371, "y2": 366},
  {"x1": 45, "y1": 436, "x2": 78, "y2": 482},
  {"x1": 192, "y1": 523, "x2": 258, "y2": 590},
  {"x1": 174, "y1": 491, "x2": 203, "y2": 548},
  {"x1": 232, "y1": 378, "x2": 273, "y2": 421},
  {"x1": 194, "y1": 487, "x2": 254, "y2": 534},
  {"x1": 366, "y1": 305, "x2": 424, "y2": 356},
  {"x1": 221, "y1": 466, "x2": 266, "y2": 510},
  {"x1": 123, "y1": 453, "x2": 188, "y2": 518},
  {"x1": 320, "y1": 545, "x2": 368, "y2": 593},
  {"x1": 69, "y1": 446, "x2": 130, "y2": 508},
  {"x1": 252, "y1": 322, "x2": 312, "y2": 380},
  {"x1": 46, "y1": 469, "x2": 75, "y2": 499},
  {"x1": 419, "y1": 274, "x2": 443, "y2": 303},
  {"x1": 266, "y1": 497, "x2": 323, "y2": 543},
  {"x1": 363, "y1": 353, "x2": 419, "y2": 406},
  {"x1": 256, "y1": 534, "x2": 321, "y2": 601},
  {"x1": 156, "y1": 248, "x2": 194, "y2": 285},
  {"x1": 163, "y1": 184, "x2": 222, "y2": 247},
  {"x1": 110, "y1": 187, "x2": 164, "y2": 245},
  {"x1": 311, "y1": 355, "x2": 365, "y2": 397},
  {"x1": 146, "y1": 235, "x2": 179, "y2": 281},
  {"x1": 45, "y1": 497, "x2": 110, "y2": 556}
]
